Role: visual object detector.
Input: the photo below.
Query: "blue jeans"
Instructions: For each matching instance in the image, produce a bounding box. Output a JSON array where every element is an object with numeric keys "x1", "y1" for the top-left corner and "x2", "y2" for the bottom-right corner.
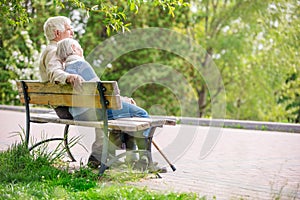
[
  {"x1": 108, "y1": 102, "x2": 151, "y2": 137},
  {"x1": 74, "y1": 102, "x2": 151, "y2": 137},
  {"x1": 74, "y1": 102, "x2": 152, "y2": 162}
]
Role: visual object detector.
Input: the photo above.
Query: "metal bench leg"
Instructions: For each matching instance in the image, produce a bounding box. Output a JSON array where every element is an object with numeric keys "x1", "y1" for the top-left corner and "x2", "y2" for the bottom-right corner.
[
  {"x1": 21, "y1": 81, "x2": 30, "y2": 148},
  {"x1": 29, "y1": 138, "x2": 64, "y2": 151},
  {"x1": 99, "y1": 130, "x2": 109, "y2": 175},
  {"x1": 63, "y1": 124, "x2": 76, "y2": 162},
  {"x1": 27, "y1": 124, "x2": 75, "y2": 162},
  {"x1": 98, "y1": 81, "x2": 109, "y2": 175}
]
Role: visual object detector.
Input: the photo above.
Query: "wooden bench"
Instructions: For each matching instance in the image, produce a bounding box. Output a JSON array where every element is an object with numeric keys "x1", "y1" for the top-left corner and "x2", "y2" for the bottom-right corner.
[{"x1": 17, "y1": 80, "x2": 176, "y2": 175}]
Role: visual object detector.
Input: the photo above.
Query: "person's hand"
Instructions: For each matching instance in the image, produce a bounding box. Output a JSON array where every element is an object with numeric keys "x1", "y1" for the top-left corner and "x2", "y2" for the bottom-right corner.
[
  {"x1": 129, "y1": 98, "x2": 136, "y2": 105},
  {"x1": 121, "y1": 96, "x2": 136, "y2": 105},
  {"x1": 66, "y1": 74, "x2": 84, "y2": 92}
]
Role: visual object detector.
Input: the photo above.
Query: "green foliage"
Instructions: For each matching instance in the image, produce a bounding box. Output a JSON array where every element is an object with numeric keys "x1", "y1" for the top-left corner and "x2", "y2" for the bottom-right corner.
[
  {"x1": 277, "y1": 72, "x2": 300, "y2": 123},
  {"x1": 0, "y1": 183, "x2": 200, "y2": 200},
  {"x1": 72, "y1": 185, "x2": 199, "y2": 199},
  {"x1": 1, "y1": 0, "x2": 299, "y2": 122},
  {"x1": 0, "y1": 0, "x2": 30, "y2": 26},
  {"x1": 0, "y1": 129, "x2": 97, "y2": 191},
  {"x1": 0, "y1": 142, "x2": 68, "y2": 183},
  {"x1": 0, "y1": 0, "x2": 188, "y2": 106},
  {"x1": 186, "y1": 0, "x2": 300, "y2": 121}
]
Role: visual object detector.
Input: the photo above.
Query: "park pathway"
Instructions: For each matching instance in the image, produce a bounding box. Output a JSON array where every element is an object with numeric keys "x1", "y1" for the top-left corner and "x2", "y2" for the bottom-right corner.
[{"x1": 0, "y1": 108, "x2": 299, "y2": 199}]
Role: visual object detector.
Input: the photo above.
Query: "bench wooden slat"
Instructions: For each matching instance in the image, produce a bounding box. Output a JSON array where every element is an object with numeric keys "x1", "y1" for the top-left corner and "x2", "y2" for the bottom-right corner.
[
  {"x1": 17, "y1": 81, "x2": 122, "y2": 109},
  {"x1": 116, "y1": 117, "x2": 166, "y2": 127},
  {"x1": 153, "y1": 117, "x2": 177, "y2": 126},
  {"x1": 108, "y1": 120, "x2": 150, "y2": 131},
  {"x1": 19, "y1": 93, "x2": 121, "y2": 109},
  {"x1": 16, "y1": 81, "x2": 120, "y2": 95},
  {"x1": 117, "y1": 117, "x2": 177, "y2": 126}
]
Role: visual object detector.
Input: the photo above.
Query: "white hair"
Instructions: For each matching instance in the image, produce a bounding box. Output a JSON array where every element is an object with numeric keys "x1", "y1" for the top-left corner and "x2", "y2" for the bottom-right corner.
[
  {"x1": 56, "y1": 38, "x2": 81, "y2": 62},
  {"x1": 43, "y1": 16, "x2": 71, "y2": 41}
]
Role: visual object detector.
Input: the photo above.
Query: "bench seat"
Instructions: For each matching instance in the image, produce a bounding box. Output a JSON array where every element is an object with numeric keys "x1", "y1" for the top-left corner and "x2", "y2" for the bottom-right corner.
[{"x1": 30, "y1": 113, "x2": 159, "y2": 132}]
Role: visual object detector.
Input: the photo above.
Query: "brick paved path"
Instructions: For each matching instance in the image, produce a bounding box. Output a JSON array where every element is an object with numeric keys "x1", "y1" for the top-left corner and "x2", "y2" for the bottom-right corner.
[
  {"x1": 1, "y1": 110, "x2": 300, "y2": 199},
  {"x1": 133, "y1": 125, "x2": 300, "y2": 199}
]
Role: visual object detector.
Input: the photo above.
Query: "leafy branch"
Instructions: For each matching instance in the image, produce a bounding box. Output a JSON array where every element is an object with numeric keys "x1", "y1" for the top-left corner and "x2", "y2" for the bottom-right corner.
[{"x1": 1, "y1": 0, "x2": 189, "y2": 35}]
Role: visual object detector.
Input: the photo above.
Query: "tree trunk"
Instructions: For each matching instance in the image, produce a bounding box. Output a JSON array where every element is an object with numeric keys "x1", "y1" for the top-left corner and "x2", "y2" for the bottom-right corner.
[
  {"x1": 197, "y1": 85, "x2": 206, "y2": 117},
  {"x1": 197, "y1": 48, "x2": 213, "y2": 117}
]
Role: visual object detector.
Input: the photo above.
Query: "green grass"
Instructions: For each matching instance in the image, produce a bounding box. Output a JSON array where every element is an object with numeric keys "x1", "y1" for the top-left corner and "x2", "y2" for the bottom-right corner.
[
  {"x1": 0, "y1": 182, "x2": 199, "y2": 200},
  {"x1": 0, "y1": 140, "x2": 200, "y2": 200}
]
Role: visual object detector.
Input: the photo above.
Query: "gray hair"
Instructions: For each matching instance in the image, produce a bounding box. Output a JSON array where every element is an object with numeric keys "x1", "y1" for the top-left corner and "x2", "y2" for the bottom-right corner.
[
  {"x1": 56, "y1": 38, "x2": 81, "y2": 62},
  {"x1": 43, "y1": 16, "x2": 71, "y2": 41}
]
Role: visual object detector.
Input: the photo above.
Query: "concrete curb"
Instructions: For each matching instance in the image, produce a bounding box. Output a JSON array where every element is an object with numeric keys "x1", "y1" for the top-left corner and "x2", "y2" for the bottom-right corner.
[
  {"x1": 1, "y1": 105, "x2": 300, "y2": 133},
  {"x1": 0, "y1": 105, "x2": 52, "y2": 114},
  {"x1": 178, "y1": 117, "x2": 300, "y2": 133}
]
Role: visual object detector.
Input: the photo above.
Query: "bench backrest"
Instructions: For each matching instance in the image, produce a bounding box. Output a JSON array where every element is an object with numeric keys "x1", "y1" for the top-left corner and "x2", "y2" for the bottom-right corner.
[{"x1": 17, "y1": 80, "x2": 122, "y2": 109}]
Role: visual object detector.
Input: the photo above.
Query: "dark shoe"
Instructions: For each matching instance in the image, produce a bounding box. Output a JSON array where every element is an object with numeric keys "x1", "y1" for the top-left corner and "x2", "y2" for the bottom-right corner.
[
  {"x1": 87, "y1": 155, "x2": 101, "y2": 169},
  {"x1": 148, "y1": 165, "x2": 167, "y2": 173},
  {"x1": 132, "y1": 155, "x2": 149, "y2": 171},
  {"x1": 133, "y1": 157, "x2": 167, "y2": 173}
]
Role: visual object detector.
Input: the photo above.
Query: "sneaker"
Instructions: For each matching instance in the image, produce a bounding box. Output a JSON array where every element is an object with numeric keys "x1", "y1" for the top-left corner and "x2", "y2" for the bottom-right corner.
[
  {"x1": 133, "y1": 156, "x2": 167, "y2": 173},
  {"x1": 148, "y1": 165, "x2": 167, "y2": 173},
  {"x1": 133, "y1": 155, "x2": 149, "y2": 171},
  {"x1": 87, "y1": 155, "x2": 101, "y2": 169}
]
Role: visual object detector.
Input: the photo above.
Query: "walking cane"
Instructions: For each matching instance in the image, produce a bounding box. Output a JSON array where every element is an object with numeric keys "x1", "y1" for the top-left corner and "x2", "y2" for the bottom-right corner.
[{"x1": 152, "y1": 140, "x2": 176, "y2": 171}]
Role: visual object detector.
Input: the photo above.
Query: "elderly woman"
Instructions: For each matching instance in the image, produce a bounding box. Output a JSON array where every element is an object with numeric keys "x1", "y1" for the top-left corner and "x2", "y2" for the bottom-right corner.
[{"x1": 56, "y1": 38, "x2": 166, "y2": 173}]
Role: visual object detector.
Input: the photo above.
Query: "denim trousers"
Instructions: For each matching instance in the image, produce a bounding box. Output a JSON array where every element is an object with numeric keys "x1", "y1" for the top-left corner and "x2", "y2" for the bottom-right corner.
[{"x1": 73, "y1": 101, "x2": 152, "y2": 162}]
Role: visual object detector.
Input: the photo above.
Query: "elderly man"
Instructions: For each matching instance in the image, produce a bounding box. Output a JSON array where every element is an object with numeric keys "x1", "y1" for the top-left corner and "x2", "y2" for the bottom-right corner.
[
  {"x1": 39, "y1": 16, "x2": 82, "y2": 88},
  {"x1": 39, "y1": 16, "x2": 105, "y2": 168}
]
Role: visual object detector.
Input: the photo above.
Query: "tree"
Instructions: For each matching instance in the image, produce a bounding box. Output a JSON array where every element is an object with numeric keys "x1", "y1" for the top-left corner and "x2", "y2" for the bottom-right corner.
[
  {"x1": 0, "y1": 0, "x2": 187, "y2": 105},
  {"x1": 179, "y1": 0, "x2": 299, "y2": 121},
  {"x1": 114, "y1": 0, "x2": 299, "y2": 121}
]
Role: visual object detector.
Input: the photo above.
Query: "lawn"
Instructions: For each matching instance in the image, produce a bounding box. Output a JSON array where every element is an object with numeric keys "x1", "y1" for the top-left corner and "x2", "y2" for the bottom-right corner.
[{"x1": 0, "y1": 140, "x2": 201, "y2": 200}]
